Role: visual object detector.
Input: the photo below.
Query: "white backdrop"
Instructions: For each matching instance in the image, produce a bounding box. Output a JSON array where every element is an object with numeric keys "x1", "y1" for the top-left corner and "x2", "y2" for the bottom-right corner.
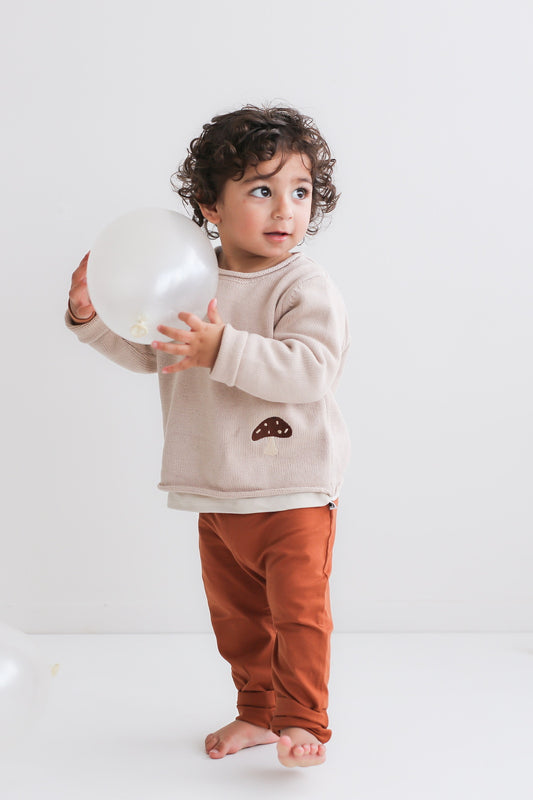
[{"x1": 1, "y1": 0, "x2": 531, "y2": 633}]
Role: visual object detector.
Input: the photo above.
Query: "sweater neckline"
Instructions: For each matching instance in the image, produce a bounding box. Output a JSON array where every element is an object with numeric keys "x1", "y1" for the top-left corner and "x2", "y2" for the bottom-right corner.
[{"x1": 215, "y1": 248, "x2": 302, "y2": 278}]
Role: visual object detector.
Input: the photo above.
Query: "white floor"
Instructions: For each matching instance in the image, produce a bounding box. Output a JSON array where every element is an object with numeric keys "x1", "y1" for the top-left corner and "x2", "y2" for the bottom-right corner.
[{"x1": 0, "y1": 632, "x2": 532, "y2": 800}]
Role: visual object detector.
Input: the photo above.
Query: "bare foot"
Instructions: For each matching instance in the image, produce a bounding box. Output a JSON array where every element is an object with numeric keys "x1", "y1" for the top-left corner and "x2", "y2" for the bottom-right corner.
[
  {"x1": 205, "y1": 720, "x2": 279, "y2": 759},
  {"x1": 277, "y1": 727, "x2": 327, "y2": 767}
]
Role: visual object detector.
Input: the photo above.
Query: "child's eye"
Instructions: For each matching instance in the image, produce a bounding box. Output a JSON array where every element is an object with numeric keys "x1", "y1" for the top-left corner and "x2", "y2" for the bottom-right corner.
[
  {"x1": 250, "y1": 186, "x2": 271, "y2": 198},
  {"x1": 293, "y1": 187, "x2": 310, "y2": 200}
]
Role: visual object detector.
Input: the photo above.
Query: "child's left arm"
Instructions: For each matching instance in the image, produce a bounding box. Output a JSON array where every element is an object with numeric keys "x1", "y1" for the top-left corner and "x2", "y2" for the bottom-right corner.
[
  {"x1": 153, "y1": 276, "x2": 349, "y2": 404},
  {"x1": 209, "y1": 275, "x2": 349, "y2": 404}
]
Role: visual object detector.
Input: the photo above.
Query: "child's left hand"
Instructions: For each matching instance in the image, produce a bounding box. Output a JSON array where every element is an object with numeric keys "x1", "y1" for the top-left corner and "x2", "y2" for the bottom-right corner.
[{"x1": 152, "y1": 299, "x2": 224, "y2": 374}]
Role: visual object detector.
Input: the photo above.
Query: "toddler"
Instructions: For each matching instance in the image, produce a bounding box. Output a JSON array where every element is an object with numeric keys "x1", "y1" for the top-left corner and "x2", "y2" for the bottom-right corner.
[{"x1": 67, "y1": 104, "x2": 350, "y2": 767}]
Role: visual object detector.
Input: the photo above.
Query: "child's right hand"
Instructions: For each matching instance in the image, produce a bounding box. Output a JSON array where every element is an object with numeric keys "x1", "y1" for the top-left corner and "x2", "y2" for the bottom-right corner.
[{"x1": 68, "y1": 253, "x2": 95, "y2": 320}]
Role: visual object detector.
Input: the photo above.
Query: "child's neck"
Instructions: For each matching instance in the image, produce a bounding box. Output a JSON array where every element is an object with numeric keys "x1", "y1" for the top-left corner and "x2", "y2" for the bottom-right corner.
[{"x1": 217, "y1": 247, "x2": 294, "y2": 273}]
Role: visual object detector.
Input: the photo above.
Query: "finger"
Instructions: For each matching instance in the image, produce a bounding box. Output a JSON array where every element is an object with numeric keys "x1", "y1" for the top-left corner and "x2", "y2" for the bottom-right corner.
[
  {"x1": 71, "y1": 276, "x2": 88, "y2": 292},
  {"x1": 155, "y1": 325, "x2": 193, "y2": 343},
  {"x1": 71, "y1": 267, "x2": 87, "y2": 285},
  {"x1": 177, "y1": 311, "x2": 204, "y2": 330},
  {"x1": 151, "y1": 340, "x2": 189, "y2": 355},
  {"x1": 207, "y1": 298, "x2": 223, "y2": 325},
  {"x1": 75, "y1": 252, "x2": 90, "y2": 272},
  {"x1": 69, "y1": 282, "x2": 92, "y2": 303},
  {"x1": 162, "y1": 356, "x2": 193, "y2": 374},
  {"x1": 68, "y1": 300, "x2": 94, "y2": 320},
  {"x1": 69, "y1": 289, "x2": 92, "y2": 313},
  {"x1": 75, "y1": 302, "x2": 94, "y2": 314},
  {"x1": 72, "y1": 253, "x2": 90, "y2": 281}
]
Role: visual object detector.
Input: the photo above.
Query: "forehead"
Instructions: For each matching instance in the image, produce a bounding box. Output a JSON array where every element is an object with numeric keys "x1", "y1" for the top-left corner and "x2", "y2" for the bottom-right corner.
[{"x1": 240, "y1": 151, "x2": 313, "y2": 182}]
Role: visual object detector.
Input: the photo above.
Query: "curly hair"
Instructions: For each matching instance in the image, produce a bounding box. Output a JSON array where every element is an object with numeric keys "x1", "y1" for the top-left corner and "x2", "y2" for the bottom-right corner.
[{"x1": 171, "y1": 104, "x2": 339, "y2": 239}]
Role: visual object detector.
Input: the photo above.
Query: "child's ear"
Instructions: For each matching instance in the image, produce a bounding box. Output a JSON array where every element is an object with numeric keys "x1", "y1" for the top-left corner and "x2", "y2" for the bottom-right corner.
[{"x1": 199, "y1": 202, "x2": 221, "y2": 225}]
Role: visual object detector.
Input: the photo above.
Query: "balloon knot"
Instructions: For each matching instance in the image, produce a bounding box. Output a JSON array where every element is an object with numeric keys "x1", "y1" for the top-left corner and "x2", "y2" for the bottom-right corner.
[{"x1": 130, "y1": 317, "x2": 149, "y2": 338}]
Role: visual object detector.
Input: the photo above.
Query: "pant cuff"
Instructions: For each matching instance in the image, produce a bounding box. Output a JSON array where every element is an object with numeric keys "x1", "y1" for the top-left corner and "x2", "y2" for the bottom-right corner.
[
  {"x1": 271, "y1": 699, "x2": 331, "y2": 743},
  {"x1": 236, "y1": 690, "x2": 276, "y2": 729}
]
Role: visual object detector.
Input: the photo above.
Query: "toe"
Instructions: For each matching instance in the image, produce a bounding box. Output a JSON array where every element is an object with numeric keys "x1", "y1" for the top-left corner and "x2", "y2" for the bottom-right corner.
[
  {"x1": 205, "y1": 733, "x2": 226, "y2": 758},
  {"x1": 277, "y1": 735, "x2": 292, "y2": 753},
  {"x1": 277, "y1": 733, "x2": 327, "y2": 768},
  {"x1": 207, "y1": 738, "x2": 226, "y2": 759}
]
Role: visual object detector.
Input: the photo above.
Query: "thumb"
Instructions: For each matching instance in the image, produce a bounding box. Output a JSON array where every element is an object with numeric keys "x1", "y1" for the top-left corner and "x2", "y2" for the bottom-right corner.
[{"x1": 207, "y1": 298, "x2": 223, "y2": 325}]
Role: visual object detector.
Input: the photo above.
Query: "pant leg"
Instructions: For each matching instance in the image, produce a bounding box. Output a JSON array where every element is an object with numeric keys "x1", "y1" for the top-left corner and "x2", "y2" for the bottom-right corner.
[
  {"x1": 263, "y1": 504, "x2": 337, "y2": 744},
  {"x1": 198, "y1": 513, "x2": 276, "y2": 729}
]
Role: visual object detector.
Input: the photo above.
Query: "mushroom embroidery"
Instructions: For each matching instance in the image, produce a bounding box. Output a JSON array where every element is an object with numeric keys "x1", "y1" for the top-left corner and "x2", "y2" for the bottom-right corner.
[{"x1": 252, "y1": 417, "x2": 293, "y2": 456}]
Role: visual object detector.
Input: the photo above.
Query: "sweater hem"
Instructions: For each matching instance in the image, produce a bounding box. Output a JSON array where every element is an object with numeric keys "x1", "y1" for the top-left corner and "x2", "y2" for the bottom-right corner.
[{"x1": 157, "y1": 483, "x2": 341, "y2": 499}]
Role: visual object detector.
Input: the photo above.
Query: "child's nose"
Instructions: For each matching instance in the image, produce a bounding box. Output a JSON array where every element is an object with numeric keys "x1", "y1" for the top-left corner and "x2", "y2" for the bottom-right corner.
[{"x1": 272, "y1": 195, "x2": 293, "y2": 220}]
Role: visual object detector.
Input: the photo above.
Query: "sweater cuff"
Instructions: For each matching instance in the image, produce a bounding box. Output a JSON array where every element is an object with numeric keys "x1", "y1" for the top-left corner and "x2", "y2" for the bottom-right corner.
[
  {"x1": 209, "y1": 324, "x2": 249, "y2": 387},
  {"x1": 67, "y1": 301, "x2": 96, "y2": 325},
  {"x1": 64, "y1": 309, "x2": 110, "y2": 343}
]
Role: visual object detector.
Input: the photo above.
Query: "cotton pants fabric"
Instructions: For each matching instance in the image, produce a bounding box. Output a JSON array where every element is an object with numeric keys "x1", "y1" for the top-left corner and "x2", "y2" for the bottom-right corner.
[{"x1": 198, "y1": 503, "x2": 337, "y2": 744}]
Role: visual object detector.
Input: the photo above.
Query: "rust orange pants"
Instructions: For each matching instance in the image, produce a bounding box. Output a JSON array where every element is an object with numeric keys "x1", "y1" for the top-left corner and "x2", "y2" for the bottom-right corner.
[{"x1": 198, "y1": 503, "x2": 337, "y2": 744}]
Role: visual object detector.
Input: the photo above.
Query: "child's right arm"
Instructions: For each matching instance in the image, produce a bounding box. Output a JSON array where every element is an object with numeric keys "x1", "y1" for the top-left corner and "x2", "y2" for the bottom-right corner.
[{"x1": 66, "y1": 253, "x2": 157, "y2": 375}]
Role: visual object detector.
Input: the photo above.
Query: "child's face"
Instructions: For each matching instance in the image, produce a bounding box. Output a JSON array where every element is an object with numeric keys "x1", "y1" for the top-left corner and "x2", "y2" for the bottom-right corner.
[{"x1": 200, "y1": 151, "x2": 313, "y2": 272}]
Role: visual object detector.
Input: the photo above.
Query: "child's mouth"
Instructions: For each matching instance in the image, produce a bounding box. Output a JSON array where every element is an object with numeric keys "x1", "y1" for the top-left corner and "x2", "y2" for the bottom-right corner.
[{"x1": 265, "y1": 232, "x2": 290, "y2": 242}]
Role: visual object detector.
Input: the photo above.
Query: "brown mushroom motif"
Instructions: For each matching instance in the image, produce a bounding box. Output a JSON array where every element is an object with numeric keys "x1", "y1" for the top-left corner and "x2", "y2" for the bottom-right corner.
[{"x1": 252, "y1": 417, "x2": 293, "y2": 456}]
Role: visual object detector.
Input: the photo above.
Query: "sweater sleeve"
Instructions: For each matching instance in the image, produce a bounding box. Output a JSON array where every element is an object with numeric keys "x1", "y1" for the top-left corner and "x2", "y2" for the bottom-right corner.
[
  {"x1": 209, "y1": 275, "x2": 349, "y2": 403},
  {"x1": 65, "y1": 312, "x2": 157, "y2": 374}
]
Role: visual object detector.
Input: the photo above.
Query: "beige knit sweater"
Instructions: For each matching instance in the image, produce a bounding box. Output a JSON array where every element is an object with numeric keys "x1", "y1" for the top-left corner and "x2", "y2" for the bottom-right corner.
[{"x1": 67, "y1": 251, "x2": 351, "y2": 504}]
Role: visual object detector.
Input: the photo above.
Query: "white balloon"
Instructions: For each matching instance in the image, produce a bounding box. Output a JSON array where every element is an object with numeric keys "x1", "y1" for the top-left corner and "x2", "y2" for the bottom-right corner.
[
  {"x1": 87, "y1": 208, "x2": 219, "y2": 344},
  {"x1": 0, "y1": 622, "x2": 50, "y2": 746}
]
